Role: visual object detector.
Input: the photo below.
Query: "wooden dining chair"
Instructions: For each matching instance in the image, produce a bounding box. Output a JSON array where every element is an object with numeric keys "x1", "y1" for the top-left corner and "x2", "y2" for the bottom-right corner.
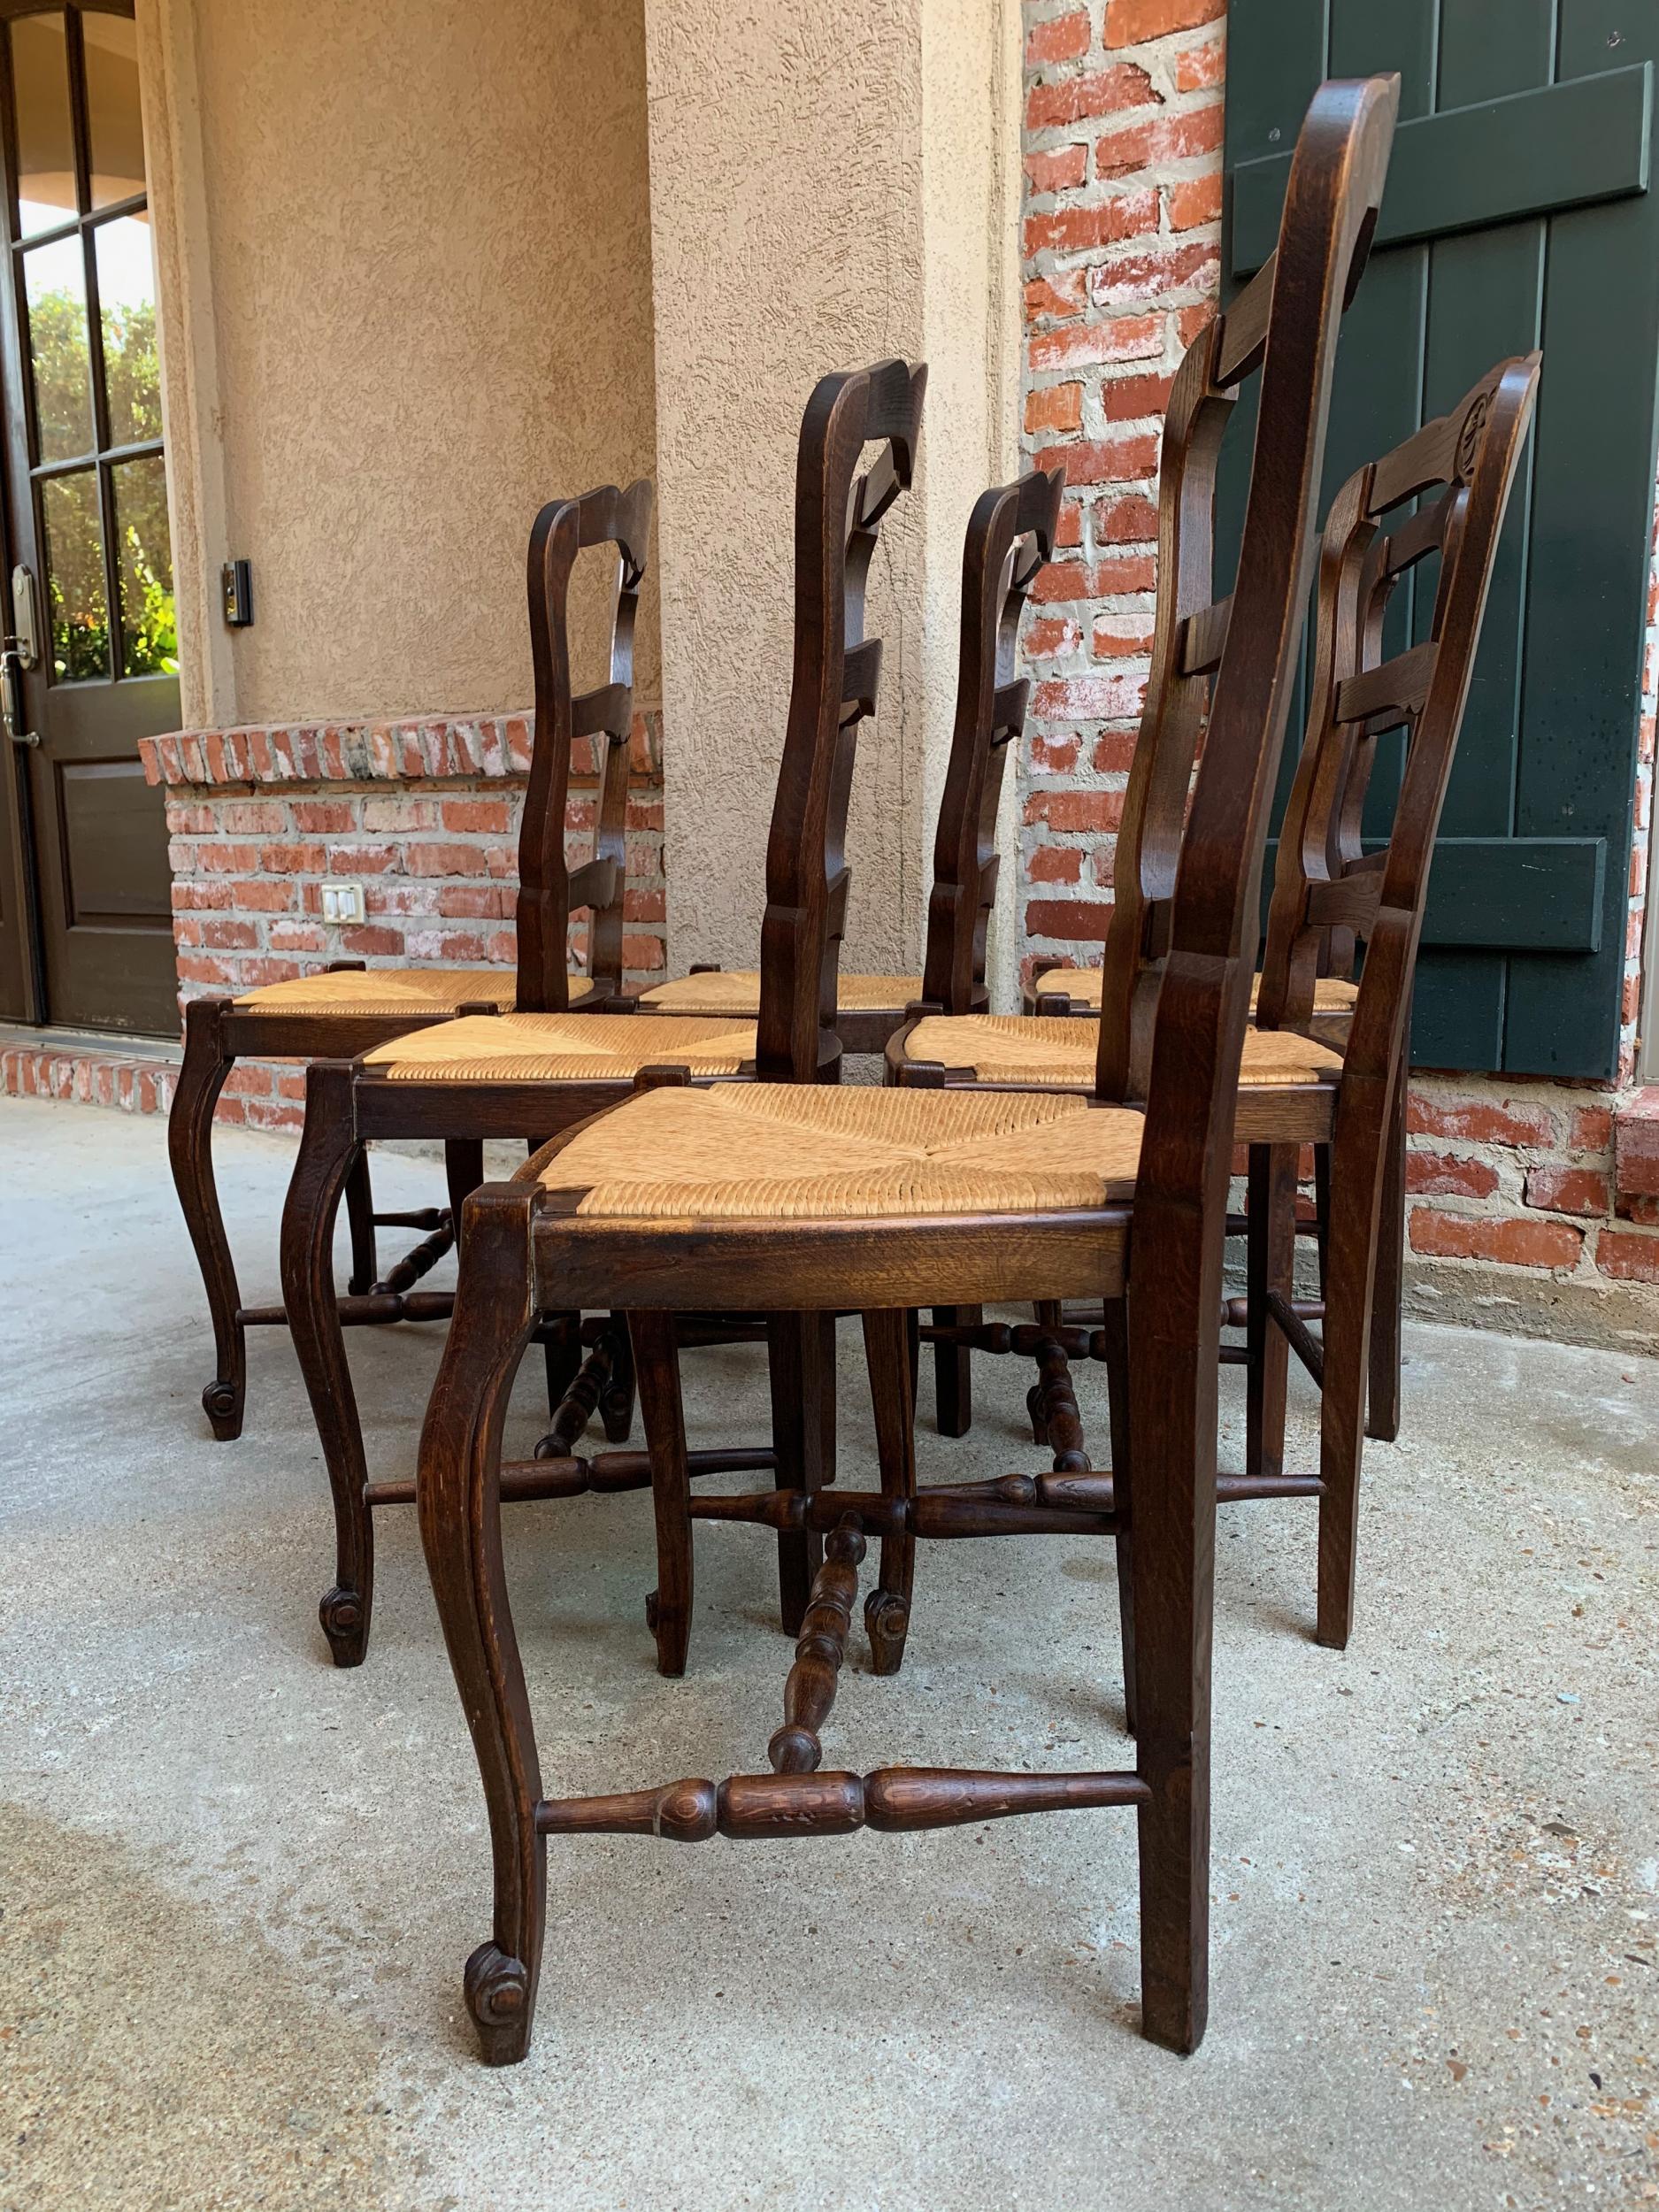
[
  {"x1": 1248, "y1": 349, "x2": 1540, "y2": 1646},
  {"x1": 411, "y1": 74, "x2": 1397, "y2": 2068},
  {"x1": 626, "y1": 467, "x2": 1056, "y2": 1058},
  {"x1": 168, "y1": 481, "x2": 651, "y2": 1443},
  {"x1": 279, "y1": 359, "x2": 928, "y2": 1665},
  {"x1": 897, "y1": 354, "x2": 1540, "y2": 1655}
]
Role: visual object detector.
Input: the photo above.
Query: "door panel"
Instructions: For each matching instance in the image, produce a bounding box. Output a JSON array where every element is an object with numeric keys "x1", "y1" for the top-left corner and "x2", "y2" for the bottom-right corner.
[
  {"x1": 0, "y1": 0, "x2": 178, "y2": 1036},
  {"x1": 1224, "y1": 1, "x2": 1659, "y2": 1079}
]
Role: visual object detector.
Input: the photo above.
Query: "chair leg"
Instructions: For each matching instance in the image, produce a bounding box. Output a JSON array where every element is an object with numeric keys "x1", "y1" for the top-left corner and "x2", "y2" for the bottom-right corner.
[
  {"x1": 279, "y1": 1064, "x2": 374, "y2": 1667},
  {"x1": 343, "y1": 1147, "x2": 378, "y2": 1296},
  {"x1": 445, "y1": 1139, "x2": 486, "y2": 1255},
  {"x1": 767, "y1": 1312, "x2": 834, "y2": 1635},
  {"x1": 599, "y1": 1311, "x2": 636, "y2": 1443},
  {"x1": 1365, "y1": 1061, "x2": 1406, "y2": 1444},
  {"x1": 1312, "y1": 1143, "x2": 1332, "y2": 1299},
  {"x1": 930, "y1": 1304, "x2": 976, "y2": 1438},
  {"x1": 1245, "y1": 1143, "x2": 1296, "y2": 1482},
  {"x1": 1317, "y1": 1142, "x2": 1384, "y2": 1652},
  {"x1": 861, "y1": 1308, "x2": 917, "y2": 1675},
  {"x1": 1100, "y1": 1296, "x2": 1136, "y2": 1737},
  {"x1": 630, "y1": 1310, "x2": 695, "y2": 1677},
  {"x1": 168, "y1": 998, "x2": 244, "y2": 1440},
  {"x1": 415, "y1": 1181, "x2": 542, "y2": 2066},
  {"x1": 525, "y1": 1141, "x2": 582, "y2": 1418},
  {"x1": 1126, "y1": 1266, "x2": 1215, "y2": 2056},
  {"x1": 1026, "y1": 1301, "x2": 1062, "y2": 1444}
]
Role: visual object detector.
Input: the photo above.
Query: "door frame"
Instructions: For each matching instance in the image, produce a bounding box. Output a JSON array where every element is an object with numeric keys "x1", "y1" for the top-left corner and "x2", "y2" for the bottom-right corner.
[{"x1": 0, "y1": 0, "x2": 181, "y2": 1036}]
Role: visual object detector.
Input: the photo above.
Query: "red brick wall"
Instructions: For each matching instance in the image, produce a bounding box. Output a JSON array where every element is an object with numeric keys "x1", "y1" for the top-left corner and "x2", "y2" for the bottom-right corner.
[
  {"x1": 1018, "y1": 0, "x2": 1223, "y2": 972},
  {"x1": 141, "y1": 710, "x2": 665, "y2": 1133},
  {"x1": 1017, "y1": 0, "x2": 1659, "y2": 1335}
]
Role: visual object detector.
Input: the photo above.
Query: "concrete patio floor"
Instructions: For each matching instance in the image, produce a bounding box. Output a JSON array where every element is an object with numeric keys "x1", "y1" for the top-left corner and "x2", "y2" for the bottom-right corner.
[{"x1": 1, "y1": 1092, "x2": 1655, "y2": 2212}]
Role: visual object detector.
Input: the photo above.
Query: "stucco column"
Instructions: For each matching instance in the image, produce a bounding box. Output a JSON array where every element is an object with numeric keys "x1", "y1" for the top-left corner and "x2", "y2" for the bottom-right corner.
[{"x1": 643, "y1": 0, "x2": 1021, "y2": 989}]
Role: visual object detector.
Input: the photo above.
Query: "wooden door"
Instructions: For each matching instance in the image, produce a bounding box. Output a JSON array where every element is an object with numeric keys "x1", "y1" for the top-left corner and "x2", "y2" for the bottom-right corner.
[
  {"x1": 1223, "y1": 0, "x2": 1659, "y2": 1080},
  {"x1": 0, "y1": 0, "x2": 178, "y2": 1036}
]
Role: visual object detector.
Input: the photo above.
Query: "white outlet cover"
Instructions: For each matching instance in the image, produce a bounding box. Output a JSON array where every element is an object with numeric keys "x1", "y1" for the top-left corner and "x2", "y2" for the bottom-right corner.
[{"x1": 322, "y1": 882, "x2": 365, "y2": 925}]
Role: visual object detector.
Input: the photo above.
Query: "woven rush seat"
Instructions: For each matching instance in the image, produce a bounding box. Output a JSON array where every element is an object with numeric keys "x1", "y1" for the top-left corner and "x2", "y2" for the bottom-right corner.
[
  {"x1": 533, "y1": 1082, "x2": 1142, "y2": 1221},
  {"x1": 1033, "y1": 966, "x2": 1361, "y2": 1019},
  {"x1": 233, "y1": 968, "x2": 597, "y2": 1018},
  {"x1": 636, "y1": 970, "x2": 923, "y2": 1017},
  {"x1": 363, "y1": 1010, "x2": 755, "y2": 1080},
  {"x1": 904, "y1": 1011, "x2": 1344, "y2": 1088}
]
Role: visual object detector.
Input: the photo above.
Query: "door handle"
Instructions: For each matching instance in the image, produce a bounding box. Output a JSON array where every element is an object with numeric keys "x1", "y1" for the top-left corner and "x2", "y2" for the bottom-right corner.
[{"x1": 2, "y1": 642, "x2": 38, "y2": 746}]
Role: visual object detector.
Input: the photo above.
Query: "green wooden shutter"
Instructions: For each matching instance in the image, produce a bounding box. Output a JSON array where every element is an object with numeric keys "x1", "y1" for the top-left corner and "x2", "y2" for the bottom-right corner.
[{"x1": 1221, "y1": 0, "x2": 1659, "y2": 1079}]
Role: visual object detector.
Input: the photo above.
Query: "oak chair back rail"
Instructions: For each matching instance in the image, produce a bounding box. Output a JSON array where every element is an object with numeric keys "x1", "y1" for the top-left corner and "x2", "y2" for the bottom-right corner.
[
  {"x1": 757, "y1": 357, "x2": 927, "y2": 1079},
  {"x1": 918, "y1": 465, "x2": 1065, "y2": 1016},
  {"x1": 167, "y1": 481, "x2": 655, "y2": 1446},
  {"x1": 411, "y1": 75, "x2": 1400, "y2": 2068},
  {"x1": 276, "y1": 361, "x2": 926, "y2": 1668},
  {"x1": 516, "y1": 480, "x2": 653, "y2": 1011}
]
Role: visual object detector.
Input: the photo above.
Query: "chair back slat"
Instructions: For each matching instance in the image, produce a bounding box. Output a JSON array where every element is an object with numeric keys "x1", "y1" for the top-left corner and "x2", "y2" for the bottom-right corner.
[
  {"x1": 516, "y1": 478, "x2": 653, "y2": 1012},
  {"x1": 920, "y1": 465, "x2": 1064, "y2": 1016},
  {"x1": 1256, "y1": 354, "x2": 1542, "y2": 1051},
  {"x1": 1094, "y1": 82, "x2": 1396, "y2": 1105},
  {"x1": 755, "y1": 360, "x2": 927, "y2": 1082}
]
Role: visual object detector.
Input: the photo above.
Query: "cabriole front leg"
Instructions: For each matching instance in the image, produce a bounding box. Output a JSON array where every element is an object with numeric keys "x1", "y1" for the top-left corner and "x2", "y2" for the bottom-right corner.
[
  {"x1": 169, "y1": 998, "x2": 244, "y2": 1440},
  {"x1": 280, "y1": 1062, "x2": 374, "y2": 1666},
  {"x1": 416, "y1": 1182, "x2": 542, "y2": 2063}
]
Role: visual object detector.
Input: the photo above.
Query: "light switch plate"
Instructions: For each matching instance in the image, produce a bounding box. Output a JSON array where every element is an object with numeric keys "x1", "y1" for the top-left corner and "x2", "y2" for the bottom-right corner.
[{"x1": 321, "y1": 882, "x2": 365, "y2": 926}]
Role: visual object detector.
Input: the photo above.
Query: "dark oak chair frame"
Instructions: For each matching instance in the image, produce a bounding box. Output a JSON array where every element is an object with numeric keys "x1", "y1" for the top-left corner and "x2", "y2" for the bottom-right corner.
[
  {"x1": 899, "y1": 355, "x2": 1540, "y2": 1650},
  {"x1": 886, "y1": 143, "x2": 1380, "y2": 1470},
  {"x1": 1248, "y1": 349, "x2": 1541, "y2": 1644},
  {"x1": 412, "y1": 77, "x2": 1398, "y2": 2068},
  {"x1": 168, "y1": 482, "x2": 651, "y2": 1442},
  {"x1": 631, "y1": 471, "x2": 1062, "y2": 1055},
  {"x1": 279, "y1": 361, "x2": 928, "y2": 1667}
]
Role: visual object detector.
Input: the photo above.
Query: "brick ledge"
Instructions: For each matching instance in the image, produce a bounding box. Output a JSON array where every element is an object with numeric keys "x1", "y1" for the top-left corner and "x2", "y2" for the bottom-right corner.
[
  {"x1": 2, "y1": 1031, "x2": 180, "y2": 1115},
  {"x1": 140, "y1": 707, "x2": 664, "y2": 790}
]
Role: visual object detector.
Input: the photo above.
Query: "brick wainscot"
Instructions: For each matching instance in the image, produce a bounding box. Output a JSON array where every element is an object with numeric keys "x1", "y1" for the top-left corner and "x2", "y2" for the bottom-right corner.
[
  {"x1": 0, "y1": 709, "x2": 665, "y2": 1133},
  {"x1": 1016, "y1": 0, "x2": 1659, "y2": 1345}
]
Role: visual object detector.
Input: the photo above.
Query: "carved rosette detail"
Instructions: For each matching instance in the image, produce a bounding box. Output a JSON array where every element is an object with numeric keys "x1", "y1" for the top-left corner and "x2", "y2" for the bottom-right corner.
[
  {"x1": 464, "y1": 1943, "x2": 531, "y2": 2030},
  {"x1": 864, "y1": 1588, "x2": 911, "y2": 1678},
  {"x1": 201, "y1": 1379, "x2": 241, "y2": 1437},
  {"x1": 318, "y1": 1585, "x2": 365, "y2": 1665},
  {"x1": 1455, "y1": 393, "x2": 1491, "y2": 481}
]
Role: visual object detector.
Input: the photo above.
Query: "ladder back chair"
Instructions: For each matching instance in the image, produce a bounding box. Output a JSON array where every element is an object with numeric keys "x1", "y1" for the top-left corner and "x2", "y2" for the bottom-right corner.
[
  {"x1": 915, "y1": 355, "x2": 1540, "y2": 1655},
  {"x1": 885, "y1": 109, "x2": 1385, "y2": 1465},
  {"x1": 412, "y1": 75, "x2": 1397, "y2": 2068},
  {"x1": 1246, "y1": 349, "x2": 1541, "y2": 1647},
  {"x1": 628, "y1": 469, "x2": 1060, "y2": 1056},
  {"x1": 168, "y1": 481, "x2": 651, "y2": 1442},
  {"x1": 279, "y1": 361, "x2": 926, "y2": 1667}
]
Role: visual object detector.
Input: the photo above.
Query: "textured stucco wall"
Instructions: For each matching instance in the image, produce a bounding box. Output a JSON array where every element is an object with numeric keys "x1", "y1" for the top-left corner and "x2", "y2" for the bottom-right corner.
[
  {"x1": 644, "y1": 0, "x2": 1018, "y2": 978},
  {"x1": 143, "y1": 0, "x2": 658, "y2": 729}
]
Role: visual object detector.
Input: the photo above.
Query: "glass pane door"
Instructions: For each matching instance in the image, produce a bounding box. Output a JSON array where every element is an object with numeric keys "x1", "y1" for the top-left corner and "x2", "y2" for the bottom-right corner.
[{"x1": 0, "y1": 3, "x2": 180, "y2": 1034}]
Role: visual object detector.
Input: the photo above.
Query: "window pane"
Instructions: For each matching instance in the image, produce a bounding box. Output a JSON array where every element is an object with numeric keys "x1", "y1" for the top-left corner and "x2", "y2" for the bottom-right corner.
[
  {"x1": 95, "y1": 216, "x2": 159, "y2": 445},
  {"x1": 10, "y1": 13, "x2": 77, "y2": 238},
  {"x1": 84, "y1": 12, "x2": 144, "y2": 209},
  {"x1": 41, "y1": 468, "x2": 110, "y2": 681},
  {"x1": 25, "y1": 234, "x2": 94, "y2": 463},
  {"x1": 111, "y1": 452, "x2": 173, "y2": 676}
]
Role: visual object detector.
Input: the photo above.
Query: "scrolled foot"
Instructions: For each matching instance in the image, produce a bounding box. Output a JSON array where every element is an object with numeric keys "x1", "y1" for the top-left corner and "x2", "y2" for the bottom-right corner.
[
  {"x1": 202, "y1": 1378, "x2": 243, "y2": 1442},
  {"x1": 643, "y1": 1586, "x2": 687, "y2": 1677},
  {"x1": 598, "y1": 1378, "x2": 633, "y2": 1446},
  {"x1": 319, "y1": 1584, "x2": 368, "y2": 1668},
  {"x1": 1026, "y1": 1382, "x2": 1048, "y2": 1448},
  {"x1": 864, "y1": 1587, "x2": 911, "y2": 1678},
  {"x1": 464, "y1": 1941, "x2": 534, "y2": 2066}
]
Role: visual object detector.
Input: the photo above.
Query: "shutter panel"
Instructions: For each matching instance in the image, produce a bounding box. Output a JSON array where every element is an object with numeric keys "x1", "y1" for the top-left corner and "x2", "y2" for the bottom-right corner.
[{"x1": 1221, "y1": 0, "x2": 1659, "y2": 1079}]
